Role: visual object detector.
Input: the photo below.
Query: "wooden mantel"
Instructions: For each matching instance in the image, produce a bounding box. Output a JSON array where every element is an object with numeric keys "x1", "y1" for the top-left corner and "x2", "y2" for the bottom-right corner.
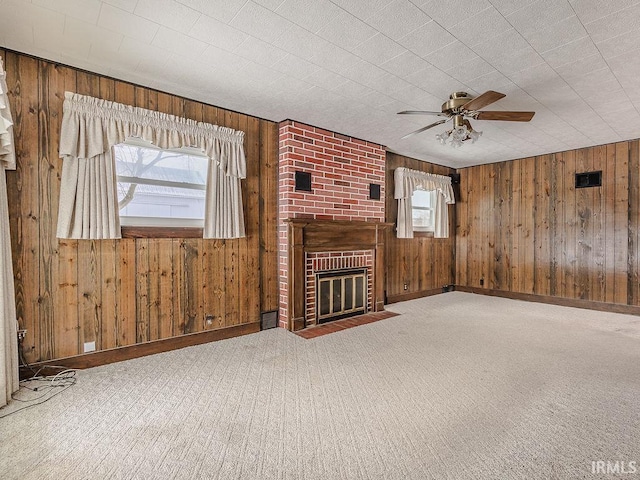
[{"x1": 285, "y1": 219, "x2": 393, "y2": 331}]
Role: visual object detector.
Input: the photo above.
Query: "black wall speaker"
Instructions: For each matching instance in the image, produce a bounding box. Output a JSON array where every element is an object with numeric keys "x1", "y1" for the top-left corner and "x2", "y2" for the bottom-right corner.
[
  {"x1": 295, "y1": 171, "x2": 312, "y2": 192},
  {"x1": 369, "y1": 183, "x2": 381, "y2": 200}
]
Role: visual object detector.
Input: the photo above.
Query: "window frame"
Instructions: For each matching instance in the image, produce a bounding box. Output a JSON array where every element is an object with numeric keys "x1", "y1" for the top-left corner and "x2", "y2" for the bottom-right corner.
[
  {"x1": 411, "y1": 188, "x2": 437, "y2": 236},
  {"x1": 113, "y1": 139, "x2": 210, "y2": 238}
]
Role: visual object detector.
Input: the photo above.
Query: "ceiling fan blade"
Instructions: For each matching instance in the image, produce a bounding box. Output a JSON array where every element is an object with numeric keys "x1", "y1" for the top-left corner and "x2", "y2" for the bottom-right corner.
[
  {"x1": 475, "y1": 111, "x2": 535, "y2": 122},
  {"x1": 397, "y1": 110, "x2": 448, "y2": 116},
  {"x1": 461, "y1": 90, "x2": 506, "y2": 111},
  {"x1": 401, "y1": 119, "x2": 448, "y2": 139}
]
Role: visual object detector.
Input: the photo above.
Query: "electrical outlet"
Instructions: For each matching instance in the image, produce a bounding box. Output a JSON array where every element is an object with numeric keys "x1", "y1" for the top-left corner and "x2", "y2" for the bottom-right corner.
[
  {"x1": 403, "y1": 283, "x2": 408, "y2": 291},
  {"x1": 83, "y1": 341, "x2": 96, "y2": 353},
  {"x1": 480, "y1": 278, "x2": 484, "y2": 286},
  {"x1": 205, "y1": 314, "x2": 215, "y2": 326},
  {"x1": 17, "y1": 329, "x2": 27, "y2": 341}
]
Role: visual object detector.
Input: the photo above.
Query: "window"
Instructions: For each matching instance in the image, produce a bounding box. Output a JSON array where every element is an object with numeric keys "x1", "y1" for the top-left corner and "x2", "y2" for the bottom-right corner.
[
  {"x1": 411, "y1": 189, "x2": 436, "y2": 233},
  {"x1": 114, "y1": 140, "x2": 209, "y2": 228}
]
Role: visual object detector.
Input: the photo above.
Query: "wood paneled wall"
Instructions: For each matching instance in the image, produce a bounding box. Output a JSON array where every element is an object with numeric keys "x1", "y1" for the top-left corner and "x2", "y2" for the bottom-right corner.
[
  {"x1": 385, "y1": 152, "x2": 456, "y2": 301},
  {"x1": 2, "y1": 49, "x2": 279, "y2": 363},
  {"x1": 456, "y1": 140, "x2": 640, "y2": 305}
]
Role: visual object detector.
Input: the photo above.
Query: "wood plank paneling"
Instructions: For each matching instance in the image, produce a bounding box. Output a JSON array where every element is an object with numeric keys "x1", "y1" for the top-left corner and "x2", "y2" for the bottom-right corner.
[
  {"x1": 4, "y1": 50, "x2": 278, "y2": 363},
  {"x1": 457, "y1": 140, "x2": 640, "y2": 308},
  {"x1": 385, "y1": 153, "x2": 456, "y2": 300}
]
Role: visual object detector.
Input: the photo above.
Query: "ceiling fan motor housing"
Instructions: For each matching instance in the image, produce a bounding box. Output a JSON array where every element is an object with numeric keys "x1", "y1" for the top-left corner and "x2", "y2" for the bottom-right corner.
[{"x1": 442, "y1": 92, "x2": 472, "y2": 114}]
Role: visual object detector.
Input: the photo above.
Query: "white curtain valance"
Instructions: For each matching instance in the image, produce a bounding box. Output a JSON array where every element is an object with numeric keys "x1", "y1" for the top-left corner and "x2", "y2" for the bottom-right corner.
[
  {"x1": 57, "y1": 92, "x2": 247, "y2": 239},
  {"x1": 60, "y1": 92, "x2": 246, "y2": 178},
  {"x1": 0, "y1": 58, "x2": 16, "y2": 171},
  {"x1": 394, "y1": 167, "x2": 455, "y2": 239}
]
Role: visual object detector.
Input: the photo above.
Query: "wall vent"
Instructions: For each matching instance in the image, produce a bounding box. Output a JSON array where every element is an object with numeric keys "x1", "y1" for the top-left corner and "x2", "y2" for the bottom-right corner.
[{"x1": 575, "y1": 171, "x2": 602, "y2": 188}]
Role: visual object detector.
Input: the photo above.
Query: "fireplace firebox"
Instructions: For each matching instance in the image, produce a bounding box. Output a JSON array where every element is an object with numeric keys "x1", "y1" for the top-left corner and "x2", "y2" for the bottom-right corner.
[{"x1": 316, "y1": 268, "x2": 367, "y2": 323}]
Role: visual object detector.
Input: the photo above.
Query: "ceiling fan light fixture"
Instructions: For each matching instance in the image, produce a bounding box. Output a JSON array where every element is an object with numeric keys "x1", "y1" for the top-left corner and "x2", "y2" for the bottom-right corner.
[{"x1": 436, "y1": 122, "x2": 482, "y2": 147}]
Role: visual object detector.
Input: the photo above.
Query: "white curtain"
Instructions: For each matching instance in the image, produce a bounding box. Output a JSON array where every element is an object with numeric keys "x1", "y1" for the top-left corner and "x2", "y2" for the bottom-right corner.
[
  {"x1": 57, "y1": 92, "x2": 246, "y2": 239},
  {"x1": 0, "y1": 58, "x2": 19, "y2": 407},
  {"x1": 394, "y1": 167, "x2": 455, "y2": 239}
]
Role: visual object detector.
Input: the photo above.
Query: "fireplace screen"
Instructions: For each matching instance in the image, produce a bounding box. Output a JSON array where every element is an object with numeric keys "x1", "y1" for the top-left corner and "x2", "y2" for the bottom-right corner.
[{"x1": 316, "y1": 268, "x2": 367, "y2": 323}]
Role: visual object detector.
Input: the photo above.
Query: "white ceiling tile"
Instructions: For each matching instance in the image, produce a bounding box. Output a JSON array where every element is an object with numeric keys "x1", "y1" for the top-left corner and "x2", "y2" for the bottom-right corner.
[
  {"x1": 472, "y1": 28, "x2": 529, "y2": 62},
  {"x1": 174, "y1": 0, "x2": 247, "y2": 24},
  {"x1": 98, "y1": 4, "x2": 159, "y2": 43},
  {"x1": 232, "y1": 2, "x2": 294, "y2": 44},
  {"x1": 199, "y1": 45, "x2": 249, "y2": 72},
  {"x1": 276, "y1": 0, "x2": 342, "y2": 33},
  {"x1": 397, "y1": 21, "x2": 456, "y2": 58},
  {"x1": 135, "y1": 0, "x2": 200, "y2": 33},
  {"x1": 33, "y1": 29, "x2": 91, "y2": 60},
  {"x1": 446, "y1": 56, "x2": 495, "y2": 84},
  {"x1": 102, "y1": 0, "x2": 139, "y2": 13},
  {"x1": 583, "y1": 2, "x2": 640, "y2": 44},
  {"x1": 0, "y1": 19, "x2": 33, "y2": 51},
  {"x1": 417, "y1": 0, "x2": 492, "y2": 28},
  {"x1": 330, "y1": 0, "x2": 394, "y2": 18},
  {"x1": 305, "y1": 68, "x2": 349, "y2": 91},
  {"x1": 449, "y1": 7, "x2": 512, "y2": 47},
  {"x1": 272, "y1": 23, "x2": 327, "y2": 59},
  {"x1": 64, "y1": 17, "x2": 123, "y2": 49},
  {"x1": 367, "y1": 72, "x2": 414, "y2": 95},
  {"x1": 352, "y1": 34, "x2": 406, "y2": 66},
  {"x1": 540, "y1": 36, "x2": 599, "y2": 68},
  {"x1": 597, "y1": 29, "x2": 640, "y2": 59},
  {"x1": 488, "y1": 0, "x2": 537, "y2": 16},
  {"x1": 506, "y1": 0, "x2": 574, "y2": 38},
  {"x1": 32, "y1": 0, "x2": 102, "y2": 24},
  {"x1": 524, "y1": 15, "x2": 588, "y2": 54},
  {"x1": 606, "y1": 51, "x2": 640, "y2": 90},
  {"x1": 90, "y1": 38, "x2": 137, "y2": 70},
  {"x1": 316, "y1": 10, "x2": 378, "y2": 51},
  {"x1": 331, "y1": 79, "x2": 377, "y2": 101},
  {"x1": 151, "y1": 27, "x2": 208, "y2": 59},
  {"x1": 120, "y1": 39, "x2": 171, "y2": 75},
  {"x1": 340, "y1": 60, "x2": 390, "y2": 86},
  {"x1": 390, "y1": 84, "x2": 443, "y2": 107},
  {"x1": 380, "y1": 51, "x2": 431, "y2": 78},
  {"x1": 188, "y1": 15, "x2": 248, "y2": 52},
  {"x1": 426, "y1": 41, "x2": 477, "y2": 72},
  {"x1": 234, "y1": 37, "x2": 288, "y2": 67},
  {"x1": 236, "y1": 61, "x2": 284, "y2": 86},
  {"x1": 507, "y1": 62, "x2": 559, "y2": 89},
  {"x1": 272, "y1": 54, "x2": 322, "y2": 80},
  {"x1": 308, "y1": 42, "x2": 362, "y2": 75},
  {"x1": 555, "y1": 53, "x2": 609, "y2": 81},
  {"x1": 365, "y1": 0, "x2": 432, "y2": 41},
  {"x1": 567, "y1": 68, "x2": 622, "y2": 101},
  {"x1": 253, "y1": 0, "x2": 287, "y2": 10},
  {"x1": 1, "y1": 1, "x2": 65, "y2": 36},
  {"x1": 465, "y1": 70, "x2": 514, "y2": 93},
  {"x1": 404, "y1": 65, "x2": 468, "y2": 98},
  {"x1": 569, "y1": 0, "x2": 639, "y2": 24}
]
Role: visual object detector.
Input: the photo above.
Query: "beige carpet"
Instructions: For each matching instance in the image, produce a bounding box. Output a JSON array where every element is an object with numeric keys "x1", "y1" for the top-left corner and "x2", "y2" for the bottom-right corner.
[{"x1": 1, "y1": 292, "x2": 639, "y2": 479}]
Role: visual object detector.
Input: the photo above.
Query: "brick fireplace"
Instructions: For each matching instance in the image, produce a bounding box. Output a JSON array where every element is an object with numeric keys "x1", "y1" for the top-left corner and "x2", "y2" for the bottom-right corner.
[{"x1": 278, "y1": 121, "x2": 389, "y2": 330}]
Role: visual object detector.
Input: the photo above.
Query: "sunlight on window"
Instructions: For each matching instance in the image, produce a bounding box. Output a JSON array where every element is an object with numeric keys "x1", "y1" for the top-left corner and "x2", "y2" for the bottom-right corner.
[
  {"x1": 114, "y1": 142, "x2": 209, "y2": 227},
  {"x1": 411, "y1": 189, "x2": 436, "y2": 232}
]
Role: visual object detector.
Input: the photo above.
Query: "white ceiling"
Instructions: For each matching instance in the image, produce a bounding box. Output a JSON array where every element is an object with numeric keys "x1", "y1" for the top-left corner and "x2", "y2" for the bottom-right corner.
[{"x1": 1, "y1": 0, "x2": 640, "y2": 168}]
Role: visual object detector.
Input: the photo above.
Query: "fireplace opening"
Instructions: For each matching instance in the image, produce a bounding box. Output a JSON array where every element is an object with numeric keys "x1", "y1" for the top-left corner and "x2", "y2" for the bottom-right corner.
[{"x1": 316, "y1": 268, "x2": 367, "y2": 323}]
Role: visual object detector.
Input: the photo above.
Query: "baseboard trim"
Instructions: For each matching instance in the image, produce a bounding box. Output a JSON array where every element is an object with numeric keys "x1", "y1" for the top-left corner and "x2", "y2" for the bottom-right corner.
[
  {"x1": 386, "y1": 288, "x2": 445, "y2": 304},
  {"x1": 455, "y1": 286, "x2": 640, "y2": 316},
  {"x1": 20, "y1": 322, "x2": 260, "y2": 377}
]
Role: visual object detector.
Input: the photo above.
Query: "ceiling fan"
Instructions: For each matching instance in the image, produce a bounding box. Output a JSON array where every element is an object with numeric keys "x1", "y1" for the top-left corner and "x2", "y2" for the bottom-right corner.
[{"x1": 398, "y1": 91, "x2": 535, "y2": 147}]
